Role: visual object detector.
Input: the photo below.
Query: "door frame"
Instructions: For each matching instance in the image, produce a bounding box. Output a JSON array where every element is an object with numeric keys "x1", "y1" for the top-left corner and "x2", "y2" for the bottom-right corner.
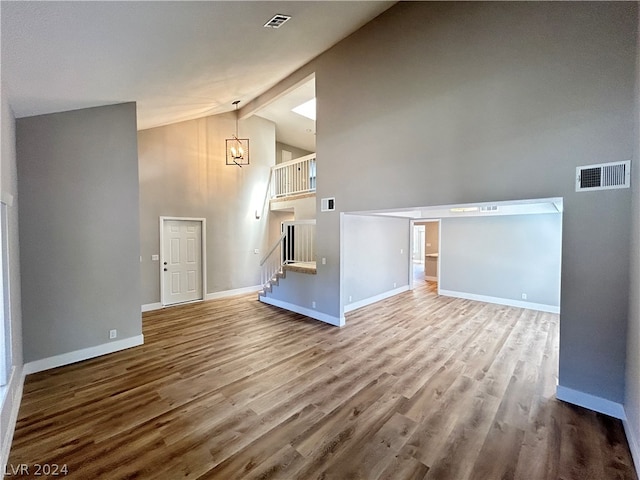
[
  {"x1": 409, "y1": 219, "x2": 441, "y2": 291},
  {"x1": 159, "y1": 216, "x2": 207, "y2": 307}
]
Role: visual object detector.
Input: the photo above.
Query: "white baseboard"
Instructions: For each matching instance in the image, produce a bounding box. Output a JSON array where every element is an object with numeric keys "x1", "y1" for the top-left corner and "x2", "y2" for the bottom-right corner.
[
  {"x1": 259, "y1": 296, "x2": 344, "y2": 327},
  {"x1": 141, "y1": 302, "x2": 162, "y2": 312},
  {"x1": 344, "y1": 285, "x2": 410, "y2": 313},
  {"x1": 623, "y1": 418, "x2": 640, "y2": 477},
  {"x1": 439, "y1": 289, "x2": 560, "y2": 314},
  {"x1": 556, "y1": 385, "x2": 625, "y2": 419},
  {"x1": 0, "y1": 364, "x2": 24, "y2": 472},
  {"x1": 23, "y1": 335, "x2": 144, "y2": 375},
  {"x1": 142, "y1": 285, "x2": 262, "y2": 312},
  {"x1": 206, "y1": 285, "x2": 262, "y2": 301},
  {"x1": 425, "y1": 276, "x2": 438, "y2": 281}
]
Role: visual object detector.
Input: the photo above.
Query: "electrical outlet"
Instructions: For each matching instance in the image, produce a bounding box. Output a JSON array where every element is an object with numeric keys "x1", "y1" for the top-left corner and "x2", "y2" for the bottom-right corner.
[
  {"x1": 312, "y1": 301, "x2": 316, "y2": 309},
  {"x1": 348, "y1": 296, "x2": 352, "y2": 302},
  {"x1": 322, "y1": 257, "x2": 326, "y2": 265},
  {"x1": 151, "y1": 254, "x2": 159, "y2": 261},
  {"x1": 521, "y1": 293, "x2": 527, "y2": 300},
  {"x1": 109, "y1": 329, "x2": 117, "y2": 339},
  {"x1": 393, "y1": 282, "x2": 397, "y2": 288},
  {"x1": 400, "y1": 249, "x2": 404, "y2": 254},
  {"x1": 254, "y1": 249, "x2": 259, "y2": 254}
]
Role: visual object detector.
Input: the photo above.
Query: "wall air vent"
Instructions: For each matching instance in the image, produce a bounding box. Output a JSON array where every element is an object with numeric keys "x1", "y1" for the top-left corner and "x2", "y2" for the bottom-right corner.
[
  {"x1": 264, "y1": 14, "x2": 291, "y2": 28},
  {"x1": 576, "y1": 161, "x2": 630, "y2": 192}
]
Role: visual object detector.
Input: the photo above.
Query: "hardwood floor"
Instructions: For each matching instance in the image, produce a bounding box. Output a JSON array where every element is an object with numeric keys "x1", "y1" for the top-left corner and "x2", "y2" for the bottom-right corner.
[{"x1": 9, "y1": 281, "x2": 638, "y2": 479}]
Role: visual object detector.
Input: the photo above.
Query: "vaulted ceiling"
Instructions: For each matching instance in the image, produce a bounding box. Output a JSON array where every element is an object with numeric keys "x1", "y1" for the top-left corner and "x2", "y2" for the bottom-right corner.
[{"x1": 1, "y1": 1, "x2": 394, "y2": 131}]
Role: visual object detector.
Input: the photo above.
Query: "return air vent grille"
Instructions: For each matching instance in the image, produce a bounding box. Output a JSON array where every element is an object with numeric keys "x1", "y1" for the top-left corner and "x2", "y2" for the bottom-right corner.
[
  {"x1": 264, "y1": 14, "x2": 291, "y2": 28},
  {"x1": 576, "y1": 161, "x2": 630, "y2": 192}
]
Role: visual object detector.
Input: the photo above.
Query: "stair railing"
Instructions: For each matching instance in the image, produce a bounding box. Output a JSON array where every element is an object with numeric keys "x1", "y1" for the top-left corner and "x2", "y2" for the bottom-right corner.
[
  {"x1": 260, "y1": 231, "x2": 286, "y2": 287},
  {"x1": 259, "y1": 220, "x2": 316, "y2": 291}
]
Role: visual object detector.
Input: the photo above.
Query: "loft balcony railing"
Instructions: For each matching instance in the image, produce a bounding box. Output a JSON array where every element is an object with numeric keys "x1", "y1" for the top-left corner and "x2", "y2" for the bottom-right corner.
[{"x1": 271, "y1": 154, "x2": 316, "y2": 198}]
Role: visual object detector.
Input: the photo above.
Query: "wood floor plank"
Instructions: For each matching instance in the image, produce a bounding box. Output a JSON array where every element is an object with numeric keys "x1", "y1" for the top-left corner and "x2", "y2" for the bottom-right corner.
[{"x1": 7, "y1": 280, "x2": 637, "y2": 480}]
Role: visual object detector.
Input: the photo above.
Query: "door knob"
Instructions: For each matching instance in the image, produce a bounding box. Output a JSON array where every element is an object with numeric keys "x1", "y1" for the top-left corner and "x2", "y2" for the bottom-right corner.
[
  {"x1": 163, "y1": 268, "x2": 167, "y2": 271},
  {"x1": 163, "y1": 262, "x2": 167, "y2": 265}
]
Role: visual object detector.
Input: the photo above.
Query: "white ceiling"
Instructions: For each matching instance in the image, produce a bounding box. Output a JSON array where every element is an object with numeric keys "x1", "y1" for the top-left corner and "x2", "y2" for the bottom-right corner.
[
  {"x1": 255, "y1": 75, "x2": 316, "y2": 152},
  {"x1": 1, "y1": 1, "x2": 394, "y2": 132}
]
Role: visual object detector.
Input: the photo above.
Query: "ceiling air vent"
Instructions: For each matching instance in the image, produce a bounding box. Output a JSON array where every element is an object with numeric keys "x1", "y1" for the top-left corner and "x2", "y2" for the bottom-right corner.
[
  {"x1": 264, "y1": 14, "x2": 291, "y2": 29},
  {"x1": 576, "y1": 161, "x2": 630, "y2": 192}
]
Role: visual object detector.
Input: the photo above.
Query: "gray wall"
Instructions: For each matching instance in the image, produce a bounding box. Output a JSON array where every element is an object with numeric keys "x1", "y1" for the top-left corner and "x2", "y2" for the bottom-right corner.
[
  {"x1": 17, "y1": 103, "x2": 141, "y2": 363},
  {"x1": 248, "y1": 2, "x2": 636, "y2": 404},
  {"x1": 440, "y1": 214, "x2": 562, "y2": 309},
  {"x1": 343, "y1": 214, "x2": 410, "y2": 306},
  {"x1": 138, "y1": 113, "x2": 275, "y2": 304},
  {"x1": 424, "y1": 222, "x2": 439, "y2": 255},
  {"x1": 625, "y1": 9, "x2": 640, "y2": 468},
  {"x1": 275, "y1": 141, "x2": 312, "y2": 165},
  {"x1": 0, "y1": 80, "x2": 23, "y2": 465}
]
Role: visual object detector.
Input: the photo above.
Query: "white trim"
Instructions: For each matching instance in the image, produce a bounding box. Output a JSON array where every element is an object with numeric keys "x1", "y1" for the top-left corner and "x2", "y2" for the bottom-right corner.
[
  {"x1": 556, "y1": 385, "x2": 626, "y2": 419},
  {"x1": 206, "y1": 285, "x2": 262, "y2": 300},
  {"x1": 0, "y1": 365, "x2": 24, "y2": 472},
  {"x1": 142, "y1": 302, "x2": 162, "y2": 312},
  {"x1": 259, "y1": 296, "x2": 345, "y2": 327},
  {"x1": 23, "y1": 335, "x2": 144, "y2": 375},
  {"x1": 623, "y1": 418, "x2": 640, "y2": 476},
  {"x1": 344, "y1": 285, "x2": 410, "y2": 313},
  {"x1": 160, "y1": 217, "x2": 207, "y2": 307},
  {"x1": 144, "y1": 286, "x2": 262, "y2": 312},
  {"x1": 439, "y1": 289, "x2": 560, "y2": 314}
]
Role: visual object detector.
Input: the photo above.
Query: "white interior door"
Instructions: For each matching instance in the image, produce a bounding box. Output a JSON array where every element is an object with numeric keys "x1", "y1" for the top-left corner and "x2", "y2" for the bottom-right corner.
[{"x1": 162, "y1": 219, "x2": 203, "y2": 306}]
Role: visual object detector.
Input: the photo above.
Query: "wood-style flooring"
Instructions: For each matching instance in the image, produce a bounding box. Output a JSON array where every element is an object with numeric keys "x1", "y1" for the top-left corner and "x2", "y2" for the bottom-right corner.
[{"x1": 8, "y1": 281, "x2": 638, "y2": 479}]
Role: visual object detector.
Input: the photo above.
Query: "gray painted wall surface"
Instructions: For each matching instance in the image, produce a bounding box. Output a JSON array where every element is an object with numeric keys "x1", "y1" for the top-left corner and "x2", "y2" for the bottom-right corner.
[
  {"x1": 250, "y1": 2, "x2": 636, "y2": 403},
  {"x1": 440, "y1": 214, "x2": 562, "y2": 308},
  {"x1": 425, "y1": 222, "x2": 439, "y2": 255},
  {"x1": 0, "y1": 81, "x2": 23, "y2": 465},
  {"x1": 138, "y1": 113, "x2": 275, "y2": 304},
  {"x1": 625, "y1": 10, "x2": 640, "y2": 468},
  {"x1": 271, "y1": 196, "x2": 316, "y2": 220},
  {"x1": 17, "y1": 103, "x2": 141, "y2": 362},
  {"x1": 275, "y1": 142, "x2": 312, "y2": 165},
  {"x1": 343, "y1": 214, "x2": 410, "y2": 306}
]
